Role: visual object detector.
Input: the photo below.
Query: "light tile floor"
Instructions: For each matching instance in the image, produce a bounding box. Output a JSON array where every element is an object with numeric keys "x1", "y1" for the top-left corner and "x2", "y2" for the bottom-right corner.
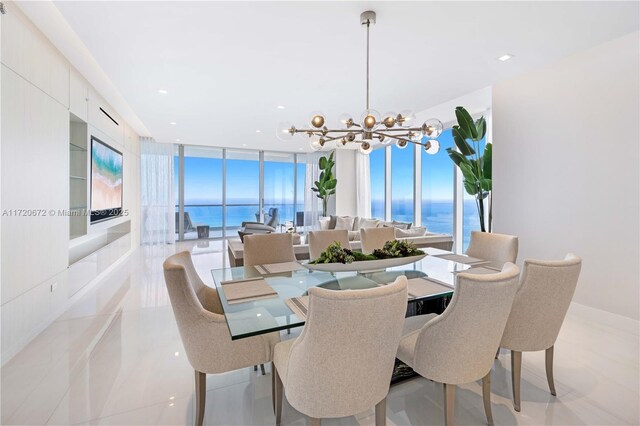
[{"x1": 2, "y1": 240, "x2": 638, "y2": 425}]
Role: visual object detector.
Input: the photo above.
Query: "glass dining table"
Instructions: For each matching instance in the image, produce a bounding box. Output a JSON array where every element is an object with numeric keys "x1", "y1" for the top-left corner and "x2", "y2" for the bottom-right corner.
[{"x1": 211, "y1": 247, "x2": 491, "y2": 341}]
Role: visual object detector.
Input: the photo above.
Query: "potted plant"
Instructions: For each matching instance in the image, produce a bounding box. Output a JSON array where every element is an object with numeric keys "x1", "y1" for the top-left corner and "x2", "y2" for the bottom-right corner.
[
  {"x1": 446, "y1": 106, "x2": 492, "y2": 232},
  {"x1": 312, "y1": 152, "x2": 337, "y2": 217}
]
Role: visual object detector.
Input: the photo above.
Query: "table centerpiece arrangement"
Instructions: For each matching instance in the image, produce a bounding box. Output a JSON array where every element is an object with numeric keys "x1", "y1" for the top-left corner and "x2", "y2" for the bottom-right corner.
[{"x1": 303, "y1": 240, "x2": 427, "y2": 273}]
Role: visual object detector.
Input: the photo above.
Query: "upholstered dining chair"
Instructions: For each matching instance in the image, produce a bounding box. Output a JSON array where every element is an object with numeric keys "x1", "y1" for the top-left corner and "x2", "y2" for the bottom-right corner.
[
  {"x1": 308, "y1": 229, "x2": 350, "y2": 260},
  {"x1": 163, "y1": 251, "x2": 280, "y2": 426},
  {"x1": 499, "y1": 254, "x2": 582, "y2": 412},
  {"x1": 360, "y1": 226, "x2": 395, "y2": 254},
  {"x1": 396, "y1": 264, "x2": 521, "y2": 426},
  {"x1": 466, "y1": 230, "x2": 519, "y2": 264},
  {"x1": 243, "y1": 233, "x2": 296, "y2": 266},
  {"x1": 273, "y1": 276, "x2": 408, "y2": 426}
]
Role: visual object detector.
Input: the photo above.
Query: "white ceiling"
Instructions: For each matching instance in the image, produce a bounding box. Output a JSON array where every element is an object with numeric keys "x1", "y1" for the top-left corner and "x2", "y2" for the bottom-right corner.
[{"x1": 52, "y1": 1, "x2": 639, "y2": 152}]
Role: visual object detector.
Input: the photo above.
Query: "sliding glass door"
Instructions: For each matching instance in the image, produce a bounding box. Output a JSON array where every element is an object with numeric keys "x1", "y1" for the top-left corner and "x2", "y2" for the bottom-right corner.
[{"x1": 422, "y1": 129, "x2": 455, "y2": 235}]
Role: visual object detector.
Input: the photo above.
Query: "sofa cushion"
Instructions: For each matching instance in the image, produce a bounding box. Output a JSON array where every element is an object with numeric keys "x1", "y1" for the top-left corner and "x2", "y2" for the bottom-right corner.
[
  {"x1": 394, "y1": 226, "x2": 426, "y2": 238},
  {"x1": 392, "y1": 220, "x2": 412, "y2": 230},
  {"x1": 377, "y1": 221, "x2": 394, "y2": 228},
  {"x1": 318, "y1": 217, "x2": 330, "y2": 230},
  {"x1": 335, "y1": 216, "x2": 355, "y2": 230},
  {"x1": 348, "y1": 230, "x2": 360, "y2": 241},
  {"x1": 359, "y1": 218, "x2": 380, "y2": 229}
]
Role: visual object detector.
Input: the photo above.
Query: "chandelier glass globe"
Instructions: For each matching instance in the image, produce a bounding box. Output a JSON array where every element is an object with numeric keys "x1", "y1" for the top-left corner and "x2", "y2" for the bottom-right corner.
[
  {"x1": 309, "y1": 111, "x2": 326, "y2": 129},
  {"x1": 424, "y1": 139, "x2": 440, "y2": 155},
  {"x1": 421, "y1": 118, "x2": 443, "y2": 139},
  {"x1": 359, "y1": 109, "x2": 381, "y2": 131},
  {"x1": 359, "y1": 141, "x2": 373, "y2": 154}
]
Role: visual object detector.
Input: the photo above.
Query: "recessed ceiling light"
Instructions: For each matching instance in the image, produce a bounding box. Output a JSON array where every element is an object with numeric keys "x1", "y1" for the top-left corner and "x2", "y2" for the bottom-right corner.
[
  {"x1": 242, "y1": 143, "x2": 247, "y2": 147},
  {"x1": 158, "y1": 89, "x2": 168, "y2": 94},
  {"x1": 498, "y1": 54, "x2": 513, "y2": 62},
  {"x1": 176, "y1": 139, "x2": 181, "y2": 142},
  {"x1": 277, "y1": 105, "x2": 285, "y2": 109},
  {"x1": 174, "y1": 351, "x2": 179, "y2": 356},
  {"x1": 170, "y1": 122, "x2": 177, "y2": 125},
  {"x1": 255, "y1": 130, "x2": 261, "y2": 133},
  {"x1": 298, "y1": 148, "x2": 303, "y2": 151}
]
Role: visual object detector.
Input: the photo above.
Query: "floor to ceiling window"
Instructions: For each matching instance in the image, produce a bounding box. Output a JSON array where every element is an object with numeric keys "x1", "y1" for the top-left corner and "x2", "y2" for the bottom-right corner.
[
  {"x1": 178, "y1": 146, "x2": 223, "y2": 239},
  {"x1": 174, "y1": 147, "x2": 307, "y2": 240},
  {"x1": 225, "y1": 150, "x2": 260, "y2": 234},
  {"x1": 422, "y1": 129, "x2": 455, "y2": 235},
  {"x1": 391, "y1": 143, "x2": 415, "y2": 224},
  {"x1": 295, "y1": 155, "x2": 306, "y2": 229},
  {"x1": 370, "y1": 147, "x2": 386, "y2": 220},
  {"x1": 264, "y1": 152, "x2": 295, "y2": 227}
]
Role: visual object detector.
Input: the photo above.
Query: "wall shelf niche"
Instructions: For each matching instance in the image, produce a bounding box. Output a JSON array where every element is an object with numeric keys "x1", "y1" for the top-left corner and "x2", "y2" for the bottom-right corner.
[{"x1": 70, "y1": 113, "x2": 89, "y2": 240}]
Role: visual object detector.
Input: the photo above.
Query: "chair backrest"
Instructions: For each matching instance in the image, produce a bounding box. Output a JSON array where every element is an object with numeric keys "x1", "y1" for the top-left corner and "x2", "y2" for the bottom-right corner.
[
  {"x1": 501, "y1": 254, "x2": 582, "y2": 352},
  {"x1": 243, "y1": 233, "x2": 296, "y2": 266},
  {"x1": 360, "y1": 227, "x2": 395, "y2": 254},
  {"x1": 308, "y1": 230, "x2": 350, "y2": 260},
  {"x1": 412, "y1": 264, "x2": 520, "y2": 385},
  {"x1": 284, "y1": 276, "x2": 408, "y2": 418},
  {"x1": 265, "y1": 208, "x2": 279, "y2": 228},
  {"x1": 163, "y1": 251, "x2": 229, "y2": 373},
  {"x1": 466, "y1": 231, "x2": 518, "y2": 263}
]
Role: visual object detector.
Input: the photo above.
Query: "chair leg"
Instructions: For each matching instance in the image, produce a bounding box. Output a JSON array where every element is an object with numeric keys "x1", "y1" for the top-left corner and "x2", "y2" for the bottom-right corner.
[
  {"x1": 495, "y1": 347, "x2": 500, "y2": 359},
  {"x1": 511, "y1": 350, "x2": 522, "y2": 412},
  {"x1": 307, "y1": 418, "x2": 321, "y2": 426},
  {"x1": 274, "y1": 365, "x2": 284, "y2": 426},
  {"x1": 444, "y1": 383, "x2": 456, "y2": 426},
  {"x1": 254, "y1": 365, "x2": 258, "y2": 371},
  {"x1": 482, "y1": 371, "x2": 494, "y2": 426},
  {"x1": 260, "y1": 363, "x2": 266, "y2": 375},
  {"x1": 375, "y1": 397, "x2": 387, "y2": 426},
  {"x1": 271, "y1": 362, "x2": 276, "y2": 413},
  {"x1": 546, "y1": 346, "x2": 557, "y2": 396},
  {"x1": 195, "y1": 370, "x2": 206, "y2": 426}
]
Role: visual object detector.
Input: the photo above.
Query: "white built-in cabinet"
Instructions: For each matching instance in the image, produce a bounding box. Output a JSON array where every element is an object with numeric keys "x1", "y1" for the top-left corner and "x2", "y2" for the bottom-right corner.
[{"x1": 69, "y1": 67, "x2": 88, "y2": 122}]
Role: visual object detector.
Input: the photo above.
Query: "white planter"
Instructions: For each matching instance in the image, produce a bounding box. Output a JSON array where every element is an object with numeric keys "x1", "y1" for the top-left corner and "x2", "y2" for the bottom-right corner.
[{"x1": 301, "y1": 254, "x2": 427, "y2": 273}]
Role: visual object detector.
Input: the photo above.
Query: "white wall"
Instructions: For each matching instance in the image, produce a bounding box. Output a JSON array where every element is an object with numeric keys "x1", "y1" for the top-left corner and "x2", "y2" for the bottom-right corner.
[
  {"x1": 493, "y1": 32, "x2": 639, "y2": 320},
  {"x1": 334, "y1": 149, "x2": 357, "y2": 216},
  {"x1": 0, "y1": 2, "x2": 141, "y2": 363}
]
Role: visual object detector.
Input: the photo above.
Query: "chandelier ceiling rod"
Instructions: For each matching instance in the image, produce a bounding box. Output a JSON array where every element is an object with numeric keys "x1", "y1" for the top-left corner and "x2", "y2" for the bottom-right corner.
[{"x1": 277, "y1": 10, "x2": 443, "y2": 155}]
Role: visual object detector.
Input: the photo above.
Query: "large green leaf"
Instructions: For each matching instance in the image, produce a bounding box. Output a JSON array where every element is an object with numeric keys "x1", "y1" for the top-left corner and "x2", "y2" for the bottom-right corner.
[
  {"x1": 319, "y1": 156, "x2": 328, "y2": 170},
  {"x1": 482, "y1": 143, "x2": 492, "y2": 180},
  {"x1": 480, "y1": 178, "x2": 492, "y2": 191},
  {"x1": 325, "y1": 179, "x2": 337, "y2": 190},
  {"x1": 475, "y1": 117, "x2": 486, "y2": 140},
  {"x1": 455, "y1": 107, "x2": 478, "y2": 139},
  {"x1": 452, "y1": 126, "x2": 475, "y2": 155},
  {"x1": 459, "y1": 164, "x2": 480, "y2": 187},
  {"x1": 446, "y1": 149, "x2": 473, "y2": 169},
  {"x1": 463, "y1": 179, "x2": 479, "y2": 195}
]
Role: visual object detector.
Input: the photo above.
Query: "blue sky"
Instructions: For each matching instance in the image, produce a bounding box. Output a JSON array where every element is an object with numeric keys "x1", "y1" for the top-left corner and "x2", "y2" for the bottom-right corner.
[{"x1": 371, "y1": 128, "x2": 456, "y2": 202}]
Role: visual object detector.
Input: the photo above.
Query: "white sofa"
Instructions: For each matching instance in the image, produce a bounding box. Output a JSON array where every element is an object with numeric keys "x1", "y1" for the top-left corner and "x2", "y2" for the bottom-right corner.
[
  {"x1": 227, "y1": 216, "x2": 453, "y2": 267},
  {"x1": 318, "y1": 216, "x2": 429, "y2": 241}
]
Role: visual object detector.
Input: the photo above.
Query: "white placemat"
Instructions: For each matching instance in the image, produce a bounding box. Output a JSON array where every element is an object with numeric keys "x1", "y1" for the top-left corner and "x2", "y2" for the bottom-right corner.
[{"x1": 221, "y1": 277, "x2": 278, "y2": 304}]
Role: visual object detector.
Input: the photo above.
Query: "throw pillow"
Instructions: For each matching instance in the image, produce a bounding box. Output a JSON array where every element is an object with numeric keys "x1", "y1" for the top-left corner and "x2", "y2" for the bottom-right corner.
[
  {"x1": 360, "y1": 218, "x2": 380, "y2": 229},
  {"x1": 335, "y1": 216, "x2": 355, "y2": 230},
  {"x1": 377, "y1": 221, "x2": 394, "y2": 228},
  {"x1": 394, "y1": 226, "x2": 427, "y2": 238},
  {"x1": 351, "y1": 216, "x2": 359, "y2": 231},
  {"x1": 392, "y1": 220, "x2": 412, "y2": 230},
  {"x1": 328, "y1": 215, "x2": 338, "y2": 229}
]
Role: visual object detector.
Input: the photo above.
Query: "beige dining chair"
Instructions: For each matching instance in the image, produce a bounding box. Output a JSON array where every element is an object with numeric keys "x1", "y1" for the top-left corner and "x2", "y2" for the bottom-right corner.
[
  {"x1": 308, "y1": 229, "x2": 350, "y2": 260},
  {"x1": 273, "y1": 276, "x2": 408, "y2": 426},
  {"x1": 466, "y1": 231, "x2": 519, "y2": 263},
  {"x1": 163, "y1": 251, "x2": 280, "y2": 426},
  {"x1": 397, "y1": 264, "x2": 521, "y2": 426},
  {"x1": 360, "y1": 227, "x2": 395, "y2": 254},
  {"x1": 243, "y1": 233, "x2": 296, "y2": 266},
  {"x1": 499, "y1": 254, "x2": 582, "y2": 412}
]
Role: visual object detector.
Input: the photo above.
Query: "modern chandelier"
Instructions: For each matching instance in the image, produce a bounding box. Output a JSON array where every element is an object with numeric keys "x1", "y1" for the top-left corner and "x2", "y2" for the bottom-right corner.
[{"x1": 277, "y1": 10, "x2": 442, "y2": 155}]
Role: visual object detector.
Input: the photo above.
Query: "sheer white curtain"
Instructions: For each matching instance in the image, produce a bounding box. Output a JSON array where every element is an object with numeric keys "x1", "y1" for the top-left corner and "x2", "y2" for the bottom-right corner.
[
  {"x1": 355, "y1": 151, "x2": 371, "y2": 218},
  {"x1": 140, "y1": 138, "x2": 175, "y2": 245},
  {"x1": 303, "y1": 152, "x2": 323, "y2": 230}
]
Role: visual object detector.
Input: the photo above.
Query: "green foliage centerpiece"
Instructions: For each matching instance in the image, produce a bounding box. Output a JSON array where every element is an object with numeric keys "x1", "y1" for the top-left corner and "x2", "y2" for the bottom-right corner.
[
  {"x1": 309, "y1": 240, "x2": 425, "y2": 265},
  {"x1": 311, "y1": 152, "x2": 337, "y2": 217},
  {"x1": 446, "y1": 106, "x2": 492, "y2": 232}
]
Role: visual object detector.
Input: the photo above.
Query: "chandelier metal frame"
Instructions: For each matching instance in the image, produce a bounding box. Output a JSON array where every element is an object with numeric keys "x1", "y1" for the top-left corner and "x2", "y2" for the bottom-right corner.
[{"x1": 278, "y1": 10, "x2": 442, "y2": 155}]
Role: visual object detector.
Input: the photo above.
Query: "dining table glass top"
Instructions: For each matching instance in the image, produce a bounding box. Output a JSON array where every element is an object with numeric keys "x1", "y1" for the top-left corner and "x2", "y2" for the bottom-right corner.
[{"x1": 211, "y1": 248, "x2": 490, "y2": 340}]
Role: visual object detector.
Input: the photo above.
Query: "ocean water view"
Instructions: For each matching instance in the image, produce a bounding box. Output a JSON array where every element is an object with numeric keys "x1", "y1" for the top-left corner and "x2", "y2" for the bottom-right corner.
[{"x1": 179, "y1": 198, "x2": 481, "y2": 249}]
